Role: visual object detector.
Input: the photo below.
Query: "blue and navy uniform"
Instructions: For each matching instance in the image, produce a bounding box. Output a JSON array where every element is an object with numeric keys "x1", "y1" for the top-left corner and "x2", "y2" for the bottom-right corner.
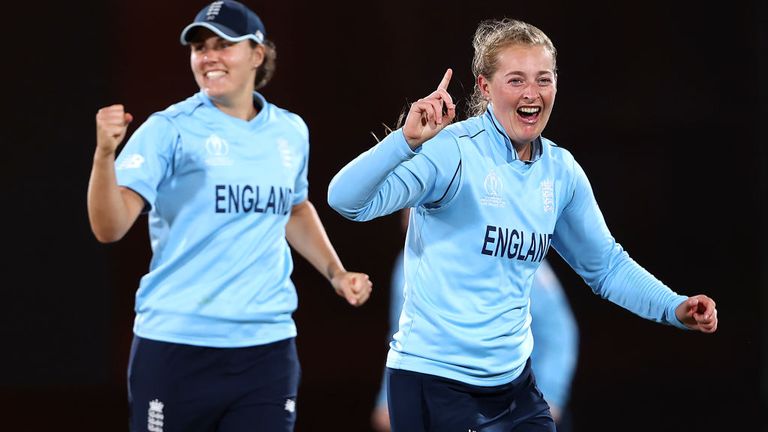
[
  {"x1": 374, "y1": 254, "x2": 578, "y2": 429},
  {"x1": 116, "y1": 91, "x2": 308, "y2": 431},
  {"x1": 116, "y1": 91, "x2": 308, "y2": 348},
  {"x1": 328, "y1": 105, "x2": 687, "y2": 429}
]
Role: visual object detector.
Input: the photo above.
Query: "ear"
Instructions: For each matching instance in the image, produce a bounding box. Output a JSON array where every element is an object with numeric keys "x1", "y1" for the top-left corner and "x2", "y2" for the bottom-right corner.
[
  {"x1": 252, "y1": 44, "x2": 266, "y2": 69},
  {"x1": 477, "y1": 75, "x2": 491, "y2": 100}
]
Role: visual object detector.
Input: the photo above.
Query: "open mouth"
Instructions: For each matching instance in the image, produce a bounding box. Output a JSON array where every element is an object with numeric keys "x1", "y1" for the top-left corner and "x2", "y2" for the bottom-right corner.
[{"x1": 517, "y1": 106, "x2": 540, "y2": 123}]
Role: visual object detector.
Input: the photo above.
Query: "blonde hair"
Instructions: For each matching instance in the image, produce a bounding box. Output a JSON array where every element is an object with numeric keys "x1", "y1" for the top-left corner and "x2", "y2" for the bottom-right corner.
[{"x1": 468, "y1": 18, "x2": 557, "y2": 117}]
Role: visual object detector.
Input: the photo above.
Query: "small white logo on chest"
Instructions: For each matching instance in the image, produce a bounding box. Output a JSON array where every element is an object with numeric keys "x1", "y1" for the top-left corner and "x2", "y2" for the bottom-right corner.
[
  {"x1": 540, "y1": 179, "x2": 554, "y2": 213},
  {"x1": 205, "y1": 134, "x2": 233, "y2": 166},
  {"x1": 277, "y1": 139, "x2": 295, "y2": 169},
  {"x1": 480, "y1": 169, "x2": 506, "y2": 208}
]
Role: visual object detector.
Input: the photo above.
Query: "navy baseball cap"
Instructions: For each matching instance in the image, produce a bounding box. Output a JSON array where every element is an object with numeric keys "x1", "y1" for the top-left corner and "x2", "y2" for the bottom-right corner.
[{"x1": 180, "y1": 0, "x2": 266, "y2": 45}]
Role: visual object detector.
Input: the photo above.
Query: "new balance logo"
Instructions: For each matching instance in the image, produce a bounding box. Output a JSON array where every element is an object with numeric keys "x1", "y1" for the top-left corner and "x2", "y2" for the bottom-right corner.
[{"x1": 284, "y1": 398, "x2": 296, "y2": 413}]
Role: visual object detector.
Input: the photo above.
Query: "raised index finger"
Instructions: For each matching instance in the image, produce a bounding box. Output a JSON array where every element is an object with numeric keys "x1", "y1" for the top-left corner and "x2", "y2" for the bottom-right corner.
[{"x1": 437, "y1": 68, "x2": 453, "y2": 90}]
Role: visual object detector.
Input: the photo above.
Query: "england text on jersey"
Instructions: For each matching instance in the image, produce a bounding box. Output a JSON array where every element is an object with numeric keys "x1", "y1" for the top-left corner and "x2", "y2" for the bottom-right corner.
[
  {"x1": 215, "y1": 185, "x2": 293, "y2": 215},
  {"x1": 480, "y1": 225, "x2": 552, "y2": 262}
]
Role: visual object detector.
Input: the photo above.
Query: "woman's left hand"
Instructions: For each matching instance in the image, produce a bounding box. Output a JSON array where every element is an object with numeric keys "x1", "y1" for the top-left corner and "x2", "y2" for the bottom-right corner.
[{"x1": 675, "y1": 295, "x2": 718, "y2": 333}]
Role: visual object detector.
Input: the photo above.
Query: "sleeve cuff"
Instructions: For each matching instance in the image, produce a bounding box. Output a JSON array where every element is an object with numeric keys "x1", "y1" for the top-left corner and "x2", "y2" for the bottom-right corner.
[{"x1": 666, "y1": 295, "x2": 690, "y2": 330}]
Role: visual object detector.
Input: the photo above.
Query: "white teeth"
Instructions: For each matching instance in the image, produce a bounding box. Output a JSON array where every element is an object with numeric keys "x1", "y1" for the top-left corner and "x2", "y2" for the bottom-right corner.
[
  {"x1": 206, "y1": 71, "x2": 225, "y2": 79},
  {"x1": 519, "y1": 107, "x2": 540, "y2": 113}
]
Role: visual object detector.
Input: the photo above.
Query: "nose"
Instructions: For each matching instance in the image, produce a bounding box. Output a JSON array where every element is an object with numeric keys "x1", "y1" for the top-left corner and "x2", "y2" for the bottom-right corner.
[
  {"x1": 200, "y1": 49, "x2": 216, "y2": 63},
  {"x1": 522, "y1": 84, "x2": 538, "y2": 102}
]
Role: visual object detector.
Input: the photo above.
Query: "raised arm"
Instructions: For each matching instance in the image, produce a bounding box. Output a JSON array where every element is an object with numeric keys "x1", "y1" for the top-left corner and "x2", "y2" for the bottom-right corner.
[
  {"x1": 87, "y1": 105, "x2": 144, "y2": 243},
  {"x1": 286, "y1": 200, "x2": 372, "y2": 306},
  {"x1": 328, "y1": 69, "x2": 459, "y2": 221},
  {"x1": 402, "y1": 68, "x2": 456, "y2": 149}
]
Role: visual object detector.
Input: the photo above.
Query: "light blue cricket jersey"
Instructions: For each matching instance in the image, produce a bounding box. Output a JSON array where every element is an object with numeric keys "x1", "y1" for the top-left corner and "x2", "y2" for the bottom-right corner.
[
  {"x1": 376, "y1": 255, "x2": 577, "y2": 408},
  {"x1": 115, "y1": 91, "x2": 309, "y2": 347},
  {"x1": 328, "y1": 105, "x2": 688, "y2": 386}
]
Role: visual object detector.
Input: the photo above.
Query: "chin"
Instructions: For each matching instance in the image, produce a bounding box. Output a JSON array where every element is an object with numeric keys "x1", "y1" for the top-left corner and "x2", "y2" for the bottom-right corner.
[{"x1": 203, "y1": 87, "x2": 226, "y2": 98}]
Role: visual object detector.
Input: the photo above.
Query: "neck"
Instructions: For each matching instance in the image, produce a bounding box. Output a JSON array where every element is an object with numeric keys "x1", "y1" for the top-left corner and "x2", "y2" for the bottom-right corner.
[
  {"x1": 515, "y1": 141, "x2": 532, "y2": 161},
  {"x1": 208, "y1": 91, "x2": 258, "y2": 121}
]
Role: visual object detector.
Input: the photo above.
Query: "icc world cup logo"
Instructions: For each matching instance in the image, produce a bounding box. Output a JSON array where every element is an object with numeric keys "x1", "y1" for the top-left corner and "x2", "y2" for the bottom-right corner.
[
  {"x1": 484, "y1": 170, "x2": 502, "y2": 196},
  {"x1": 205, "y1": 134, "x2": 229, "y2": 157},
  {"x1": 204, "y1": 134, "x2": 233, "y2": 166}
]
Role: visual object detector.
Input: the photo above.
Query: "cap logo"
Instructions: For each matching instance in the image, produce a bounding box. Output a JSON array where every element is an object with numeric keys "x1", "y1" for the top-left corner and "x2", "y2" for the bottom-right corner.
[
  {"x1": 205, "y1": 1, "x2": 224, "y2": 20},
  {"x1": 180, "y1": 0, "x2": 265, "y2": 45}
]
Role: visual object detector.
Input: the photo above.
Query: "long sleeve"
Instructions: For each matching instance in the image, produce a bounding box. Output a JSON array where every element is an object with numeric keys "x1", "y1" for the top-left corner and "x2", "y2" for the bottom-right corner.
[
  {"x1": 552, "y1": 159, "x2": 688, "y2": 328},
  {"x1": 328, "y1": 129, "x2": 461, "y2": 221}
]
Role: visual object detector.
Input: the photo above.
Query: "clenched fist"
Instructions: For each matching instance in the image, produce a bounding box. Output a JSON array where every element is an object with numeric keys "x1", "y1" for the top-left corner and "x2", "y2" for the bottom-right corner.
[{"x1": 95, "y1": 104, "x2": 134, "y2": 156}]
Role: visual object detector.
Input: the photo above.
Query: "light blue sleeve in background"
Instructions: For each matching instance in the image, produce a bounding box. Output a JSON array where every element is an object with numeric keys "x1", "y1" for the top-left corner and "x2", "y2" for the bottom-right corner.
[
  {"x1": 375, "y1": 249, "x2": 406, "y2": 408},
  {"x1": 529, "y1": 258, "x2": 579, "y2": 409}
]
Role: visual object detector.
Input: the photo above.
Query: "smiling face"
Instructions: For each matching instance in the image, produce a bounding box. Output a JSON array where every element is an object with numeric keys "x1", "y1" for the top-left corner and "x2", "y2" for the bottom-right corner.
[
  {"x1": 189, "y1": 29, "x2": 264, "y2": 106},
  {"x1": 477, "y1": 43, "x2": 557, "y2": 148}
]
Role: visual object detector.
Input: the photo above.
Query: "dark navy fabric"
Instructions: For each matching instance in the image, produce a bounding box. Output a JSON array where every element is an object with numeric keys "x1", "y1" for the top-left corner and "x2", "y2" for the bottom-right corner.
[
  {"x1": 128, "y1": 336, "x2": 300, "y2": 432},
  {"x1": 386, "y1": 359, "x2": 554, "y2": 432}
]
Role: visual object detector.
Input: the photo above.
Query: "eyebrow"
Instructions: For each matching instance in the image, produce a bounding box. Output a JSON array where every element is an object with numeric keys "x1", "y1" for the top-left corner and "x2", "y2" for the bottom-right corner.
[{"x1": 503, "y1": 70, "x2": 555, "y2": 77}]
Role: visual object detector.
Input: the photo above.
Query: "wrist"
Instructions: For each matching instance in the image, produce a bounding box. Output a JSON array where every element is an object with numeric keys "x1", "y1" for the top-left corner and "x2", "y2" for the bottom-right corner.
[
  {"x1": 93, "y1": 146, "x2": 116, "y2": 160},
  {"x1": 326, "y1": 264, "x2": 345, "y2": 282},
  {"x1": 402, "y1": 129, "x2": 422, "y2": 150}
]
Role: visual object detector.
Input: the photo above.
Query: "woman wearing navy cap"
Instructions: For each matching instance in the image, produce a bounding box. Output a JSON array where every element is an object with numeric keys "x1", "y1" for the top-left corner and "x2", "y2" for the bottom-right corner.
[{"x1": 88, "y1": 1, "x2": 372, "y2": 431}]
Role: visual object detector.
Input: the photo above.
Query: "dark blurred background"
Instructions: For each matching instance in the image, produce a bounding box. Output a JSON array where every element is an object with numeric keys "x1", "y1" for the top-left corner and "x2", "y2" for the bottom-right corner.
[{"x1": 3, "y1": 0, "x2": 765, "y2": 430}]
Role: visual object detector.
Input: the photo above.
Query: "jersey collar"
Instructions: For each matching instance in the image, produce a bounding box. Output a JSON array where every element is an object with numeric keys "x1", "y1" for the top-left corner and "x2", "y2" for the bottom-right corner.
[{"x1": 484, "y1": 105, "x2": 542, "y2": 164}]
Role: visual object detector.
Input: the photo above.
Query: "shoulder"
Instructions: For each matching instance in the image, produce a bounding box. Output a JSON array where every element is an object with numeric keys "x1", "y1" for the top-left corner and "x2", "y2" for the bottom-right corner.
[
  {"x1": 420, "y1": 116, "x2": 485, "y2": 155},
  {"x1": 541, "y1": 137, "x2": 591, "y2": 196},
  {"x1": 265, "y1": 99, "x2": 309, "y2": 140},
  {"x1": 541, "y1": 136, "x2": 570, "y2": 158},
  {"x1": 132, "y1": 112, "x2": 176, "y2": 139},
  {"x1": 155, "y1": 93, "x2": 207, "y2": 120},
  {"x1": 444, "y1": 115, "x2": 487, "y2": 141},
  {"x1": 541, "y1": 136, "x2": 579, "y2": 170},
  {"x1": 137, "y1": 99, "x2": 197, "y2": 138},
  {"x1": 130, "y1": 95, "x2": 206, "y2": 143}
]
